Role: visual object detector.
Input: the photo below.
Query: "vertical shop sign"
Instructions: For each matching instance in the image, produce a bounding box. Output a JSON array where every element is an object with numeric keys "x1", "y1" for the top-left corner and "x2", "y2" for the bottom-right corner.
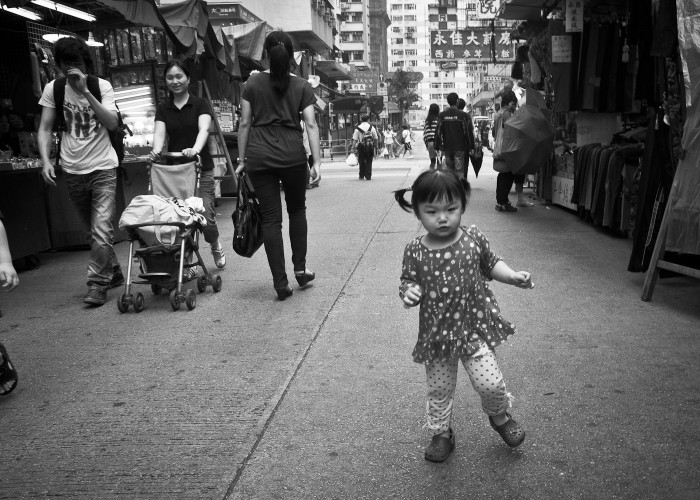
[
  {"x1": 476, "y1": 0, "x2": 500, "y2": 19},
  {"x1": 430, "y1": 29, "x2": 511, "y2": 62},
  {"x1": 551, "y1": 36, "x2": 573, "y2": 63},
  {"x1": 565, "y1": 0, "x2": 584, "y2": 32}
]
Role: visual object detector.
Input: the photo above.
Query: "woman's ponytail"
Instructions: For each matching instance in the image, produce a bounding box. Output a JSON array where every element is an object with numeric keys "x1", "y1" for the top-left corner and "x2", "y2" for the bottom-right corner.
[
  {"x1": 264, "y1": 31, "x2": 294, "y2": 95},
  {"x1": 393, "y1": 188, "x2": 413, "y2": 213}
]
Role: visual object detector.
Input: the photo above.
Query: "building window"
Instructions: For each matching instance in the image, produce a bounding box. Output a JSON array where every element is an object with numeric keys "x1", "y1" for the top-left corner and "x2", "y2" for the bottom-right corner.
[
  {"x1": 431, "y1": 83, "x2": 441, "y2": 89},
  {"x1": 443, "y1": 82, "x2": 455, "y2": 88},
  {"x1": 351, "y1": 51, "x2": 364, "y2": 61},
  {"x1": 405, "y1": 3, "x2": 416, "y2": 9},
  {"x1": 352, "y1": 32, "x2": 363, "y2": 42},
  {"x1": 351, "y1": 13, "x2": 362, "y2": 22},
  {"x1": 405, "y1": 49, "x2": 417, "y2": 56},
  {"x1": 394, "y1": 38, "x2": 403, "y2": 44},
  {"x1": 393, "y1": 61, "x2": 404, "y2": 67},
  {"x1": 392, "y1": 49, "x2": 404, "y2": 55},
  {"x1": 404, "y1": 15, "x2": 416, "y2": 21},
  {"x1": 430, "y1": 93, "x2": 443, "y2": 100},
  {"x1": 408, "y1": 60, "x2": 418, "y2": 67},
  {"x1": 392, "y1": 15, "x2": 403, "y2": 21},
  {"x1": 392, "y1": 27, "x2": 401, "y2": 32},
  {"x1": 391, "y1": 3, "x2": 402, "y2": 9}
]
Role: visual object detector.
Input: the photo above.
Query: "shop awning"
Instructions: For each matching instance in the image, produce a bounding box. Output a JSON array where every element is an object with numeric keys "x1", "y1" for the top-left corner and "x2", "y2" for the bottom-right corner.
[
  {"x1": 206, "y1": 25, "x2": 241, "y2": 78},
  {"x1": 331, "y1": 96, "x2": 368, "y2": 114},
  {"x1": 95, "y1": 0, "x2": 209, "y2": 56},
  {"x1": 497, "y1": 0, "x2": 552, "y2": 21},
  {"x1": 315, "y1": 60, "x2": 351, "y2": 81},
  {"x1": 385, "y1": 102, "x2": 401, "y2": 114},
  {"x1": 221, "y1": 21, "x2": 273, "y2": 61}
]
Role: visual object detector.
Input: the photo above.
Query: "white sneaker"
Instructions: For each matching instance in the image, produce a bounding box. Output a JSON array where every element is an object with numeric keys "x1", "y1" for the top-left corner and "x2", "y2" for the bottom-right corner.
[
  {"x1": 516, "y1": 200, "x2": 535, "y2": 207},
  {"x1": 211, "y1": 242, "x2": 226, "y2": 269}
]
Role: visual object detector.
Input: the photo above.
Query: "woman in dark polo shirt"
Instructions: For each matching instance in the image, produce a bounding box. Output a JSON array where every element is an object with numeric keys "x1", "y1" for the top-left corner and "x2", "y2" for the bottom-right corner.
[
  {"x1": 236, "y1": 30, "x2": 321, "y2": 301},
  {"x1": 149, "y1": 60, "x2": 226, "y2": 271}
]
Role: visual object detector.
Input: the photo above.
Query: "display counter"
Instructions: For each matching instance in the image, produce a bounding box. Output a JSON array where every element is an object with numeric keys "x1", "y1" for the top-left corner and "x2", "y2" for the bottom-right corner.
[{"x1": 0, "y1": 167, "x2": 51, "y2": 260}]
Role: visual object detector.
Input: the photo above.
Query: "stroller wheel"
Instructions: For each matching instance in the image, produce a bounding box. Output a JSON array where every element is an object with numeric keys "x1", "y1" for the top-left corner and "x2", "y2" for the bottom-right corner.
[
  {"x1": 133, "y1": 292, "x2": 145, "y2": 313},
  {"x1": 185, "y1": 289, "x2": 196, "y2": 310},
  {"x1": 151, "y1": 284, "x2": 162, "y2": 295},
  {"x1": 212, "y1": 275, "x2": 223, "y2": 293},
  {"x1": 169, "y1": 289, "x2": 181, "y2": 311},
  {"x1": 117, "y1": 294, "x2": 129, "y2": 313},
  {"x1": 196, "y1": 275, "x2": 207, "y2": 293}
]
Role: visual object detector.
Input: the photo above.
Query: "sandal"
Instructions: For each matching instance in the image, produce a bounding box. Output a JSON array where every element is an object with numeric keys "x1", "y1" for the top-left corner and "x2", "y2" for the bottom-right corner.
[
  {"x1": 489, "y1": 413, "x2": 525, "y2": 448},
  {"x1": 0, "y1": 343, "x2": 18, "y2": 396},
  {"x1": 424, "y1": 428, "x2": 455, "y2": 462}
]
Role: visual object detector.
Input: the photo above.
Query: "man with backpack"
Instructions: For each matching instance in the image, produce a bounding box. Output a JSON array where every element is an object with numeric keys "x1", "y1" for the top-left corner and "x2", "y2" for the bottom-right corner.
[
  {"x1": 352, "y1": 114, "x2": 378, "y2": 180},
  {"x1": 435, "y1": 92, "x2": 475, "y2": 179},
  {"x1": 37, "y1": 37, "x2": 123, "y2": 307}
]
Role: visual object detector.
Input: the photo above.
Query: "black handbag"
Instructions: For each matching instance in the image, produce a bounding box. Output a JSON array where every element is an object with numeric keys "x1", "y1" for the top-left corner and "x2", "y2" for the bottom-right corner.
[{"x1": 231, "y1": 172, "x2": 263, "y2": 258}]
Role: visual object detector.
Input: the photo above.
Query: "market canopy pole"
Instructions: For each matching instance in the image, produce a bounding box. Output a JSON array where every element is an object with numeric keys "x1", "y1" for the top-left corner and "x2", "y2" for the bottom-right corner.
[{"x1": 641, "y1": 0, "x2": 700, "y2": 301}]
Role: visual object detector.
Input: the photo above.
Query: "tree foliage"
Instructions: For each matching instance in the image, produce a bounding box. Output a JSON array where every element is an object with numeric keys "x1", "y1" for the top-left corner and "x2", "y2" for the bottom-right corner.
[{"x1": 387, "y1": 69, "x2": 423, "y2": 117}]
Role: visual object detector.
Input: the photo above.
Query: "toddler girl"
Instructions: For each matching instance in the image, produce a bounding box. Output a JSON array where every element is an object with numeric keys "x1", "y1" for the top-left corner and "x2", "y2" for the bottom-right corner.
[{"x1": 394, "y1": 169, "x2": 533, "y2": 462}]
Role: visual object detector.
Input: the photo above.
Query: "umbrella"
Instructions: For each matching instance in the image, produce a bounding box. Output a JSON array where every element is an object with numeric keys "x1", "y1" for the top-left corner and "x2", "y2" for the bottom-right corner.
[{"x1": 499, "y1": 100, "x2": 554, "y2": 175}]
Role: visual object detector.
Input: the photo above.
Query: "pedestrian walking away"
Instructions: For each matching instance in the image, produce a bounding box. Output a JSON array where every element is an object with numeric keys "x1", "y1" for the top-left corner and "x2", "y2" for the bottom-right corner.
[
  {"x1": 400, "y1": 125, "x2": 414, "y2": 158},
  {"x1": 37, "y1": 37, "x2": 123, "y2": 307},
  {"x1": 394, "y1": 169, "x2": 534, "y2": 462},
  {"x1": 435, "y1": 92, "x2": 475, "y2": 179},
  {"x1": 236, "y1": 30, "x2": 320, "y2": 301},
  {"x1": 352, "y1": 114, "x2": 378, "y2": 180},
  {"x1": 423, "y1": 103, "x2": 440, "y2": 169},
  {"x1": 150, "y1": 60, "x2": 227, "y2": 272},
  {"x1": 0, "y1": 211, "x2": 19, "y2": 396}
]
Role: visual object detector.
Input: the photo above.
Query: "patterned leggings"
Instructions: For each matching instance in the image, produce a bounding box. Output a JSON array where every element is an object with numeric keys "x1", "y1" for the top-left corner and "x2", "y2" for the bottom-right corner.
[{"x1": 425, "y1": 351, "x2": 510, "y2": 434}]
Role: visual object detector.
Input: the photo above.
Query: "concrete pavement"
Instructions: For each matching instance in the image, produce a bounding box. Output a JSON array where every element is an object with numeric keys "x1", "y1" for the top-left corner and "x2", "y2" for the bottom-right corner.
[{"x1": 1, "y1": 144, "x2": 699, "y2": 499}]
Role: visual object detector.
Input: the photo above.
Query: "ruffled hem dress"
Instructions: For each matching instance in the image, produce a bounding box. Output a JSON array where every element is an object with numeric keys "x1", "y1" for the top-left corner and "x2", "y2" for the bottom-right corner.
[{"x1": 400, "y1": 225, "x2": 516, "y2": 364}]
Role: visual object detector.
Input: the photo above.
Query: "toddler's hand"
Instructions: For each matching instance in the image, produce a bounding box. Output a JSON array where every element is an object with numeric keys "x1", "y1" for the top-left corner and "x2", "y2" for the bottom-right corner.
[
  {"x1": 512, "y1": 271, "x2": 533, "y2": 289},
  {"x1": 0, "y1": 263, "x2": 19, "y2": 291},
  {"x1": 402, "y1": 284, "x2": 422, "y2": 308}
]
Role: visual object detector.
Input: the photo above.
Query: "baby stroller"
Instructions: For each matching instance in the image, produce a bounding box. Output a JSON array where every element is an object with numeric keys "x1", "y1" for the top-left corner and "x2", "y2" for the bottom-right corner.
[{"x1": 117, "y1": 152, "x2": 222, "y2": 312}]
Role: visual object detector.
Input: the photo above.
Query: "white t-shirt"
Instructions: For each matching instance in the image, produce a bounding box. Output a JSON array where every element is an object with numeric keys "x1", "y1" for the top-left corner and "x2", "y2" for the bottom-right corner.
[
  {"x1": 39, "y1": 78, "x2": 118, "y2": 174},
  {"x1": 402, "y1": 129, "x2": 413, "y2": 144}
]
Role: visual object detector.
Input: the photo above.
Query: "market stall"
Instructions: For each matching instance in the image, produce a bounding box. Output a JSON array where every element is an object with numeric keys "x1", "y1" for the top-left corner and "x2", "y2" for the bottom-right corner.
[
  {"x1": 0, "y1": 0, "x2": 239, "y2": 259},
  {"x1": 497, "y1": 0, "x2": 698, "y2": 280}
]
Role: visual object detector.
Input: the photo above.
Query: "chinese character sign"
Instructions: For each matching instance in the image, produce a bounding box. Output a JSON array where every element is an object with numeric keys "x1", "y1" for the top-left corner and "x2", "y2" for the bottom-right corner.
[
  {"x1": 476, "y1": 0, "x2": 501, "y2": 19},
  {"x1": 430, "y1": 29, "x2": 511, "y2": 62},
  {"x1": 565, "y1": 0, "x2": 583, "y2": 32}
]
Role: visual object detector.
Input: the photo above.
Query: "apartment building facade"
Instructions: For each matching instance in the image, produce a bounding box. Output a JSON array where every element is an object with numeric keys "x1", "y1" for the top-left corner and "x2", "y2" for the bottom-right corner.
[{"x1": 388, "y1": 0, "x2": 511, "y2": 112}]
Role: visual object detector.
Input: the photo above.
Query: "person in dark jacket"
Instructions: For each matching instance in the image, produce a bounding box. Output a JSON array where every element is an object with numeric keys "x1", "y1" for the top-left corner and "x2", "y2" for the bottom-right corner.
[{"x1": 435, "y1": 93, "x2": 474, "y2": 179}]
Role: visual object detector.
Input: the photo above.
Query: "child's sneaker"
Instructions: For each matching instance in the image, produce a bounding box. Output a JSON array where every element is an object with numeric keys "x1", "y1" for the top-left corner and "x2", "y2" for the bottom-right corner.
[
  {"x1": 489, "y1": 413, "x2": 525, "y2": 447},
  {"x1": 211, "y1": 242, "x2": 226, "y2": 269},
  {"x1": 424, "y1": 428, "x2": 455, "y2": 462}
]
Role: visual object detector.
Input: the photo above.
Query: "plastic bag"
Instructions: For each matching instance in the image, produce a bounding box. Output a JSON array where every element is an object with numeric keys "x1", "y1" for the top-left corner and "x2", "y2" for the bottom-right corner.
[{"x1": 346, "y1": 153, "x2": 358, "y2": 167}]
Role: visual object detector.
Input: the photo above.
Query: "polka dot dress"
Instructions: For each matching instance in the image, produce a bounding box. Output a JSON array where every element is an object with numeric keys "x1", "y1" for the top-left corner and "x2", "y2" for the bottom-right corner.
[{"x1": 400, "y1": 225, "x2": 516, "y2": 364}]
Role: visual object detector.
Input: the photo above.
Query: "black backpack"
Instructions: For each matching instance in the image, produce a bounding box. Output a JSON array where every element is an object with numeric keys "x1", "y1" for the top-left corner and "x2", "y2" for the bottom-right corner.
[
  {"x1": 356, "y1": 124, "x2": 374, "y2": 150},
  {"x1": 53, "y1": 75, "x2": 131, "y2": 166}
]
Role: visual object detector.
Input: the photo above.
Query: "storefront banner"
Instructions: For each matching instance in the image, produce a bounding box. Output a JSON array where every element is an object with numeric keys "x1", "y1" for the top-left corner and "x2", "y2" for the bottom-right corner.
[
  {"x1": 430, "y1": 29, "x2": 511, "y2": 62},
  {"x1": 476, "y1": 0, "x2": 501, "y2": 19},
  {"x1": 565, "y1": 0, "x2": 584, "y2": 33}
]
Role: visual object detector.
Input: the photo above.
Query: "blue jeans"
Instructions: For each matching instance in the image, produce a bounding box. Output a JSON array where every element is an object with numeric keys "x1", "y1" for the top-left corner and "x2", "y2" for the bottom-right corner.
[
  {"x1": 64, "y1": 168, "x2": 121, "y2": 291},
  {"x1": 198, "y1": 169, "x2": 220, "y2": 246},
  {"x1": 443, "y1": 150, "x2": 466, "y2": 178},
  {"x1": 247, "y1": 163, "x2": 308, "y2": 290}
]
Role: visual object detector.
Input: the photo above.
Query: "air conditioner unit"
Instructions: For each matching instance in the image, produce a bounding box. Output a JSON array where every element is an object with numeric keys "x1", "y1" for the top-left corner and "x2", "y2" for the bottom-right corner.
[{"x1": 341, "y1": 2, "x2": 348, "y2": 9}]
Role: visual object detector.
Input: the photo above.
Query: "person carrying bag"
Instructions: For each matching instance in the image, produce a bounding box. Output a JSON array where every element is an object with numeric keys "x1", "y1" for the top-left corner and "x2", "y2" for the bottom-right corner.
[{"x1": 231, "y1": 172, "x2": 263, "y2": 258}]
